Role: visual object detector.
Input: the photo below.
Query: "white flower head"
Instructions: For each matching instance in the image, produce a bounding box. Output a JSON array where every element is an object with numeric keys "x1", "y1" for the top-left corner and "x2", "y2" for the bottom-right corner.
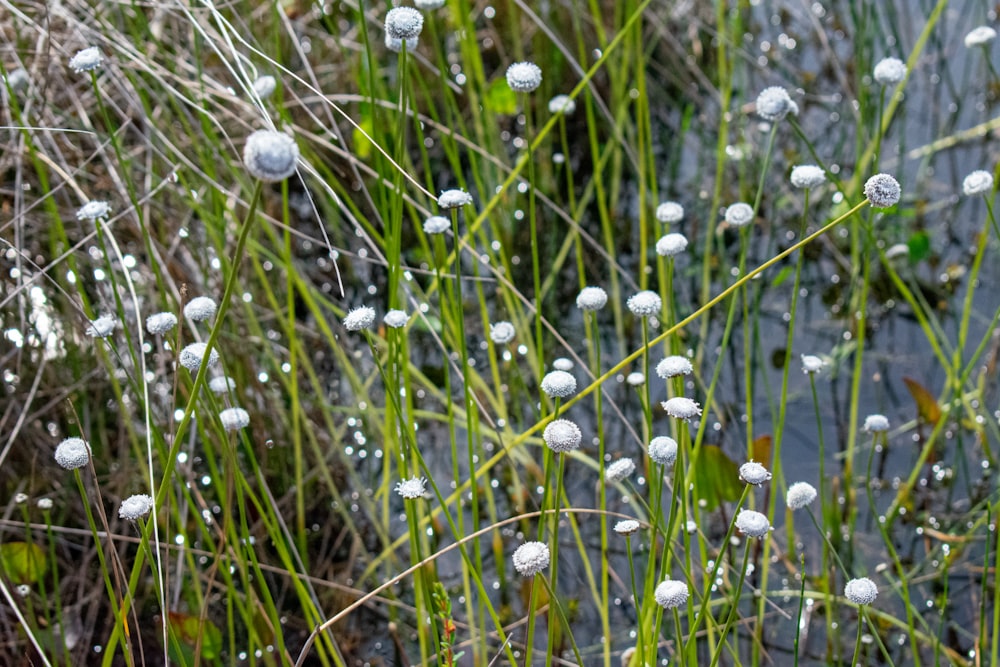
[
  {"x1": 790, "y1": 165, "x2": 826, "y2": 189},
  {"x1": 118, "y1": 494, "x2": 154, "y2": 521},
  {"x1": 614, "y1": 519, "x2": 641, "y2": 536},
  {"x1": 626, "y1": 372, "x2": 645, "y2": 386},
  {"x1": 552, "y1": 357, "x2": 574, "y2": 371},
  {"x1": 605, "y1": 457, "x2": 636, "y2": 483},
  {"x1": 219, "y1": 407, "x2": 250, "y2": 431},
  {"x1": 15, "y1": 584, "x2": 30, "y2": 598},
  {"x1": 76, "y1": 200, "x2": 111, "y2": 221},
  {"x1": 343, "y1": 306, "x2": 376, "y2": 332},
  {"x1": 656, "y1": 233, "x2": 688, "y2": 257},
  {"x1": 654, "y1": 579, "x2": 690, "y2": 609},
  {"x1": 627, "y1": 290, "x2": 661, "y2": 317},
  {"x1": 384, "y1": 310, "x2": 408, "y2": 328},
  {"x1": 414, "y1": 0, "x2": 446, "y2": 9},
  {"x1": 735, "y1": 508, "x2": 771, "y2": 538},
  {"x1": 801, "y1": 354, "x2": 825, "y2": 374},
  {"x1": 184, "y1": 296, "x2": 217, "y2": 322},
  {"x1": 490, "y1": 321, "x2": 516, "y2": 344},
  {"x1": 543, "y1": 418, "x2": 582, "y2": 453},
  {"x1": 786, "y1": 481, "x2": 818, "y2": 510},
  {"x1": 576, "y1": 286, "x2": 608, "y2": 311},
  {"x1": 438, "y1": 189, "x2": 473, "y2": 209},
  {"x1": 963, "y1": 170, "x2": 994, "y2": 196},
  {"x1": 244, "y1": 130, "x2": 299, "y2": 182},
  {"x1": 423, "y1": 215, "x2": 450, "y2": 234},
  {"x1": 739, "y1": 460, "x2": 772, "y2": 486},
  {"x1": 146, "y1": 312, "x2": 178, "y2": 335},
  {"x1": 655, "y1": 201, "x2": 684, "y2": 224},
  {"x1": 13, "y1": 493, "x2": 28, "y2": 505},
  {"x1": 86, "y1": 315, "x2": 116, "y2": 338},
  {"x1": 844, "y1": 577, "x2": 878, "y2": 605},
  {"x1": 873, "y1": 57, "x2": 906, "y2": 85},
  {"x1": 36, "y1": 498, "x2": 53, "y2": 510},
  {"x1": 864, "y1": 414, "x2": 890, "y2": 432},
  {"x1": 395, "y1": 477, "x2": 427, "y2": 499},
  {"x1": 864, "y1": 173, "x2": 901, "y2": 208},
  {"x1": 253, "y1": 75, "x2": 276, "y2": 99},
  {"x1": 755, "y1": 86, "x2": 796, "y2": 121},
  {"x1": 209, "y1": 376, "x2": 236, "y2": 394},
  {"x1": 656, "y1": 355, "x2": 693, "y2": 379},
  {"x1": 506, "y1": 62, "x2": 542, "y2": 93},
  {"x1": 540, "y1": 370, "x2": 576, "y2": 398},
  {"x1": 385, "y1": 7, "x2": 423, "y2": 41},
  {"x1": 725, "y1": 202, "x2": 754, "y2": 227},
  {"x1": 385, "y1": 33, "x2": 419, "y2": 53},
  {"x1": 662, "y1": 397, "x2": 702, "y2": 421},
  {"x1": 648, "y1": 436, "x2": 678, "y2": 466},
  {"x1": 965, "y1": 26, "x2": 997, "y2": 48},
  {"x1": 69, "y1": 47, "x2": 103, "y2": 73},
  {"x1": 512, "y1": 541, "x2": 550, "y2": 576},
  {"x1": 548, "y1": 94, "x2": 576, "y2": 115},
  {"x1": 179, "y1": 342, "x2": 220, "y2": 371},
  {"x1": 55, "y1": 437, "x2": 90, "y2": 470}
]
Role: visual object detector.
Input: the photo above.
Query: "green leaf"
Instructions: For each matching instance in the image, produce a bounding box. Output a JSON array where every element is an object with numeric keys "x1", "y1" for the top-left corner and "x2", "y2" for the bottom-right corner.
[
  {"x1": 769, "y1": 265, "x2": 794, "y2": 288},
  {"x1": 693, "y1": 446, "x2": 742, "y2": 511},
  {"x1": 907, "y1": 231, "x2": 930, "y2": 262},
  {"x1": 167, "y1": 612, "x2": 222, "y2": 665},
  {"x1": 484, "y1": 78, "x2": 517, "y2": 115},
  {"x1": 0, "y1": 541, "x2": 48, "y2": 585},
  {"x1": 352, "y1": 116, "x2": 375, "y2": 160}
]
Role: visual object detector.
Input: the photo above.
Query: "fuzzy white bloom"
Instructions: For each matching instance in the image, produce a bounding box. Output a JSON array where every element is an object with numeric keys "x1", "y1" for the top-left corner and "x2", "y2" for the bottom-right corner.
[
  {"x1": 873, "y1": 57, "x2": 906, "y2": 85},
  {"x1": 963, "y1": 170, "x2": 994, "y2": 196},
  {"x1": 512, "y1": 541, "x2": 550, "y2": 576},
  {"x1": 36, "y1": 498, "x2": 53, "y2": 510},
  {"x1": 76, "y1": 200, "x2": 111, "y2": 221},
  {"x1": 755, "y1": 86, "x2": 796, "y2": 121},
  {"x1": 844, "y1": 577, "x2": 878, "y2": 605},
  {"x1": 543, "y1": 418, "x2": 582, "y2": 453},
  {"x1": 219, "y1": 407, "x2": 250, "y2": 431},
  {"x1": 790, "y1": 165, "x2": 826, "y2": 189},
  {"x1": 801, "y1": 354, "x2": 825, "y2": 374},
  {"x1": 739, "y1": 461, "x2": 772, "y2": 486},
  {"x1": 343, "y1": 306, "x2": 376, "y2": 332},
  {"x1": 179, "y1": 342, "x2": 219, "y2": 371},
  {"x1": 244, "y1": 130, "x2": 299, "y2": 182},
  {"x1": 626, "y1": 372, "x2": 645, "y2": 386},
  {"x1": 118, "y1": 494, "x2": 154, "y2": 521},
  {"x1": 423, "y1": 215, "x2": 450, "y2": 234},
  {"x1": 548, "y1": 94, "x2": 576, "y2": 115},
  {"x1": 627, "y1": 290, "x2": 661, "y2": 316},
  {"x1": 656, "y1": 355, "x2": 693, "y2": 379},
  {"x1": 86, "y1": 315, "x2": 116, "y2": 338},
  {"x1": 145, "y1": 312, "x2": 178, "y2": 335},
  {"x1": 414, "y1": 0, "x2": 446, "y2": 9},
  {"x1": 605, "y1": 458, "x2": 635, "y2": 483},
  {"x1": 385, "y1": 7, "x2": 423, "y2": 41},
  {"x1": 540, "y1": 370, "x2": 576, "y2": 398},
  {"x1": 184, "y1": 296, "x2": 217, "y2": 322},
  {"x1": 648, "y1": 436, "x2": 678, "y2": 466},
  {"x1": 55, "y1": 437, "x2": 90, "y2": 470},
  {"x1": 655, "y1": 233, "x2": 688, "y2": 257},
  {"x1": 654, "y1": 579, "x2": 690, "y2": 609},
  {"x1": 253, "y1": 75, "x2": 276, "y2": 99},
  {"x1": 489, "y1": 321, "x2": 516, "y2": 344},
  {"x1": 864, "y1": 414, "x2": 890, "y2": 432},
  {"x1": 552, "y1": 357, "x2": 574, "y2": 371},
  {"x1": 395, "y1": 477, "x2": 427, "y2": 499},
  {"x1": 384, "y1": 310, "x2": 408, "y2": 328},
  {"x1": 69, "y1": 47, "x2": 103, "y2": 73},
  {"x1": 786, "y1": 481, "x2": 818, "y2": 510},
  {"x1": 13, "y1": 493, "x2": 28, "y2": 505},
  {"x1": 614, "y1": 519, "x2": 641, "y2": 536},
  {"x1": 15, "y1": 584, "x2": 30, "y2": 598},
  {"x1": 662, "y1": 397, "x2": 701, "y2": 421},
  {"x1": 576, "y1": 286, "x2": 608, "y2": 311},
  {"x1": 438, "y1": 189, "x2": 473, "y2": 209},
  {"x1": 655, "y1": 201, "x2": 684, "y2": 224},
  {"x1": 965, "y1": 26, "x2": 997, "y2": 48},
  {"x1": 864, "y1": 174, "x2": 901, "y2": 208},
  {"x1": 506, "y1": 62, "x2": 542, "y2": 93},
  {"x1": 209, "y1": 376, "x2": 236, "y2": 394},
  {"x1": 735, "y1": 508, "x2": 771, "y2": 538},
  {"x1": 725, "y1": 202, "x2": 754, "y2": 227}
]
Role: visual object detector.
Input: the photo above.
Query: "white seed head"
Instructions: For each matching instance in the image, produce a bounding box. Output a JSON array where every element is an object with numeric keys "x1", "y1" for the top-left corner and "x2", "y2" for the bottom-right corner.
[
  {"x1": 739, "y1": 461, "x2": 772, "y2": 486},
  {"x1": 655, "y1": 201, "x2": 684, "y2": 224},
  {"x1": 655, "y1": 233, "x2": 688, "y2": 257},
  {"x1": 384, "y1": 309, "x2": 409, "y2": 328},
  {"x1": 118, "y1": 494, "x2": 154, "y2": 521},
  {"x1": 548, "y1": 94, "x2": 576, "y2": 115},
  {"x1": 552, "y1": 357, "x2": 574, "y2": 371},
  {"x1": 735, "y1": 509, "x2": 771, "y2": 538},
  {"x1": 179, "y1": 342, "x2": 219, "y2": 371},
  {"x1": 244, "y1": 130, "x2": 299, "y2": 182},
  {"x1": 648, "y1": 436, "x2": 678, "y2": 466},
  {"x1": 864, "y1": 173, "x2": 901, "y2": 208},
  {"x1": 790, "y1": 165, "x2": 826, "y2": 189},
  {"x1": 219, "y1": 407, "x2": 250, "y2": 431},
  {"x1": 15, "y1": 584, "x2": 30, "y2": 598},
  {"x1": 385, "y1": 7, "x2": 423, "y2": 42},
  {"x1": 963, "y1": 170, "x2": 994, "y2": 196},
  {"x1": 605, "y1": 458, "x2": 636, "y2": 483},
  {"x1": 627, "y1": 290, "x2": 661, "y2": 316},
  {"x1": 343, "y1": 306, "x2": 376, "y2": 332},
  {"x1": 209, "y1": 376, "x2": 236, "y2": 394},
  {"x1": 654, "y1": 579, "x2": 690, "y2": 609},
  {"x1": 656, "y1": 355, "x2": 693, "y2": 379},
  {"x1": 864, "y1": 414, "x2": 890, "y2": 432},
  {"x1": 576, "y1": 286, "x2": 608, "y2": 311},
  {"x1": 506, "y1": 61, "x2": 542, "y2": 93},
  {"x1": 626, "y1": 372, "x2": 645, "y2": 386},
  {"x1": 395, "y1": 477, "x2": 427, "y2": 499},
  {"x1": 69, "y1": 47, "x2": 103, "y2": 73},
  {"x1": 965, "y1": 26, "x2": 997, "y2": 48},
  {"x1": 76, "y1": 200, "x2": 111, "y2": 221},
  {"x1": 253, "y1": 75, "x2": 276, "y2": 99},
  {"x1": 543, "y1": 419, "x2": 582, "y2": 453},
  {"x1": 184, "y1": 296, "x2": 218, "y2": 322},
  {"x1": 725, "y1": 202, "x2": 754, "y2": 227},
  {"x1": 489, "y1": 321, "x2": 516, "y2": 344},
  {"x1": 438, "y1": 189, "x2": 473, "y2": 209},
  {"x1": 512, "y1": 541, "x2": 550, "y2": 576},
  {"x1": 540, "y1": 370, "x2": 576, "y2": 398},
  {"x1": 662, "y1": 397, "x2": 702, "y2": 421},
  {"x1": 423, "y1": 215, "x2": 450, "y2": 234},
  {"x1": 786, "y1": 481, "x2": 818, "y2": 510},
  {"x1": 844, "y1": 577, "x2": 878, "y2": 605},
  {"x1": 801, "y1": 354, "x2": 825, "y2": 374},
  {"x1": 755, "y1": 86, "x2": 796, "y2": 121},
  {"x1": 86, "y1": 315, "x2": 116, "y2": 338},
  {"x1": 36, "y1": 498, "x2": 53, "y2": 510},
  {"x1": 13, "y1": 493, "x2": 28, "y2": 504},
  {"x1": 145, "y1": 312, "x2": 178, "y2": 335},
  {"x1": 873, "y1": 57, "x2": 906, "y2": 85},
  {"x1": 614, "y1": 519, "x2": 641, "y2": 536},
  {"x1": 414, "y1": 0, "x2": 446, "y2": 9},
  {"x1": 55, "y1": 437, "x2": 90, "y2": 470}
]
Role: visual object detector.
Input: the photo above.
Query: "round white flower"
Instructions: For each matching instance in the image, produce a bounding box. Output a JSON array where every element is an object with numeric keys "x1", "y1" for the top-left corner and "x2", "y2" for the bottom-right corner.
[
  {"x1": 540, "y1": 370, "x2": 576, "y2": 398},
  {"x1": 36, "y1": 498, "x2": 53, "y2": 510},
  {"x1": 384, "y1": 310, "x2": 408, "y2": 328},
  {"x1": 655, "y1": 201, "x2": 684, "y2": 224},
  {"x1": 438, "y1": 189, "x2": 473, "y2": 209},
  {"x1": 864, "y1": 414, "x2": 890, "y2": 432},
  {"x1": 626, "y1": 372, "x2": 645, "y2": 386},
  {"x1": 55, "y1": 437, "x2": 90, "y2": 470},
  {"x1": 725, "y1": 202, "x2": 754, "y2": 227},
  {"x1": 654, "y1": 579, "x2": 690, "y2": 609},
  {"x1": 614, "y1": 519, "x2": 641, "y2": 536},
  {"x1": 86, "y1": 315, "x2": 116, "y2": 338},
  {"x1": 576, "y1": 286, "x2": 608, "y2": 311},
  {"x1": 184, "y1": 296, "x2": 217, "y2": 322},
  {"x1": 490, "y1": 321, "x2": 516, "y2": 344},
  {"x1": 13, "y1": 493, "x2": 28, "y2": 504},
  {"x1": 343, "y1": 306, "x2": 376, "y2": 332},
  {"x1": 552, "y1": 357, "x2": 574, "y2": 371},
  {"x1": 506, "y1": 62, "x2": 542, "y2": 93},
  {"x1": 844, "y1": 577, "x2": 878, "y2": 605},
  {"x1": 864, "y1": 173, "x2": 901, "y2": 208},
  {"x1": 662, "y1": 397, "x2": 702, "y2": 421},
  {"x1": 543, "y1": 419, "x2": 582, "y2": 453},
  {"x1": 627, "y1": 290, "x2": 661, "y2": 316},
  {"x1": 735, "y1": 509, "x2": 771, "y2": 538},
  {"x1": 253, "y1": 75, "x2": 276, "y2": 99},
  {"x1": 648, "y1": 436, "x2": 677, "y2": 466},
  {"x1": 739, "y1": 461, "x2": 772, "y2": 486},
  {"x1": 655, "y1": 233, "x2": 688, "y2": 257},
  {"x1": 963, "y1": 170, "x2": 994, "y2": 196},
  {"x1": 423, "y1": 215, "x2": 450, "y2": 234},
  {"x1": 965, "y1": 26, "x2": 997, "y2": 48},
  {"x1": 76, "y1": 200, "x2": 111, "y2": 221},
  {"x1": 656, "y1": 355, "x2": 693, "y2": 379},
  {"x1": 118, "y1": 494, "x2": 154, "y2": 521},
  {"x1": 801, "y1": 354, "x2": 824, "y2": 374},
  {"x1": 146, "y1": 312, "x2": 178, "y2": 335},
  {"x1": 244, "y1": 130, "x2": 299, "y2": 183},
  {"x1": 179, "y1": 342, "x2": 219, "y2": 371},
  {"x1": 873, "y1": 57, "x2": 906, "y2": 85},
  {"x1": 548, "y1": 94, "x2": 576, "y2": 115},
  {"x1": 69, "y1": 47, "x2": 103, "y2": 73},
  {"x1": 395, "y1": 477, "x2": 427, "y2": 499},
  {"x1": 790, "y1": 165, "x2": 826, "y2": 189},
  {"x1": 414, "y1": 0, "x2": 446, "y2": 9},
  {"x1": 512, "y1": 541, "x2": 550, "y2": 576},
  {"x1": 605, "y1": 458, "x2": 635, "y2": 483},
  {"x1": 209, "y1": 376, "x2": 236, "y2": 394},
  {"x1": 755, "y1": 86, "x2": 796, "y2": 121},
  {"x1": 219, "y1": 407, "x2": 250, "y2": 431},
  {"x1": 15, "y1": 584, "x2": 30, "y2": 598},
  {"x1": 385, "y1": 7, "x2": 423, "y2": 41},
  {"x1": 786, "y1": 481, "x2": 818, "y2": 510}
]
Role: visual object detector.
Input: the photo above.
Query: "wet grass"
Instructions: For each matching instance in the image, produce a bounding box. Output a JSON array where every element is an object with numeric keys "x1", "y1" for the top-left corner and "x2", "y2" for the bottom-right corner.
[{"x1": 1, "y1": 0, "x2": 999, "y2": 665}]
